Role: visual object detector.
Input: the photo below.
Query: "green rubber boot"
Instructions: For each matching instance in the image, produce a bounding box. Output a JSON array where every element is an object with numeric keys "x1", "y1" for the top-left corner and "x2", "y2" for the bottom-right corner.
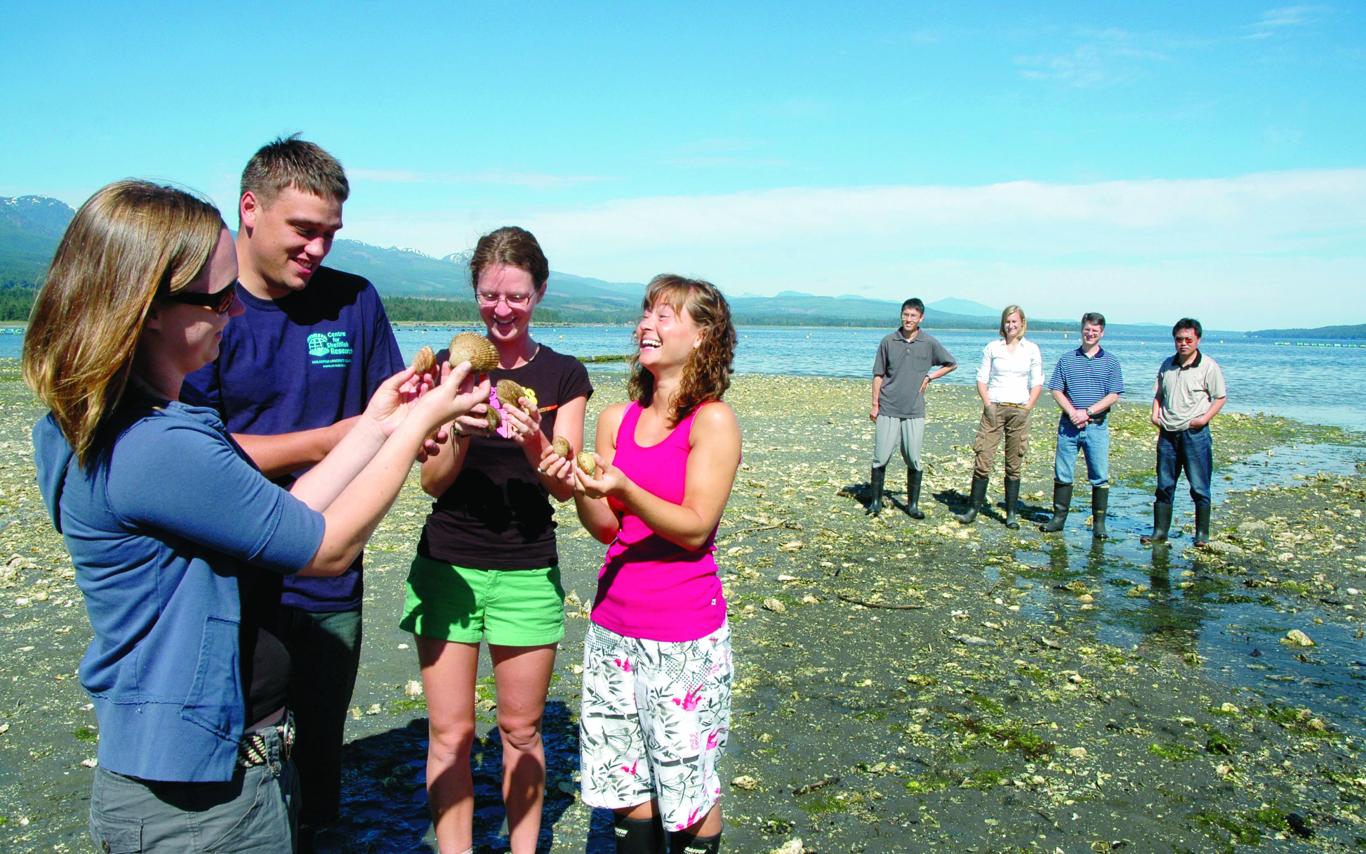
[{"x1": 1039, "y1": 481, "x2": 1073, "y2": 533}]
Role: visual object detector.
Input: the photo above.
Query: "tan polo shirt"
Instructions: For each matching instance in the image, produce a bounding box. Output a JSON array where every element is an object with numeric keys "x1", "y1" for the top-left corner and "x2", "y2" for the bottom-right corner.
[{"x1": 1154, "y1": 351, "x2": 1226, "y2": 431}]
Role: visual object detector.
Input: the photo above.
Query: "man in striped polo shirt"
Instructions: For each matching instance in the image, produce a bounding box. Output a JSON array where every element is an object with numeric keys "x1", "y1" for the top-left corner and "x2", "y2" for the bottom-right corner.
[{"x1": 1039, "y1": 312, "x2": 1124, "y2": 537}]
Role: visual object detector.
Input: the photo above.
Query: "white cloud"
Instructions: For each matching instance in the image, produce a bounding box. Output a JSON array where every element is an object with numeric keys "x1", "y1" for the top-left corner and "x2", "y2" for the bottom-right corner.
[
  {"x1": 344, "y1": 168, "x2": 1366, "y2": 329},
  {"x1": 1246, "y1": 5, "x2": 1325, "y2": 39},
  {"x1": 1016, "y1": 28, "x2": 1171, "y2": 87}
]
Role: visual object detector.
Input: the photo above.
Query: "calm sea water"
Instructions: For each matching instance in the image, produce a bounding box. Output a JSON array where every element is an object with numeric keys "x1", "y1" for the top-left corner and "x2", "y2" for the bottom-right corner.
[
  {"x1": 393, "y1": 324, "x2": 1366, "y2": 431},
  {"x1": 3, "y1": 325, "x2": 1362, "y2": 430}
]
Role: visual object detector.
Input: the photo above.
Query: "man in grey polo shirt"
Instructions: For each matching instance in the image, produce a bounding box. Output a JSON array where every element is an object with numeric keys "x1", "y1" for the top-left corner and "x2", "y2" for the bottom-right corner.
[
  {"x1": 1142, "y1": 317, "x2": 1227, "y2": 547},
  {"x1": 868, "y1": 298, "x2": 957, "y2": 518}
]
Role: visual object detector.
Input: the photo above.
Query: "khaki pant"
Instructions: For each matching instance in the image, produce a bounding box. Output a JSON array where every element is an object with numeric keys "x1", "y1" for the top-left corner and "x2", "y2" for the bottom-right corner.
[{"x1": 972, "y1": 403, "x2": 1031, "y2": 479}]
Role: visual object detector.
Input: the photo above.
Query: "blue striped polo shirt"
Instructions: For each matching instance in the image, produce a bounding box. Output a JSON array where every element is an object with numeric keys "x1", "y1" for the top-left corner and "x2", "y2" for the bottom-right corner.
[{"x1": 1047, "y1": 346, "x2": 1124, "y2": 410}]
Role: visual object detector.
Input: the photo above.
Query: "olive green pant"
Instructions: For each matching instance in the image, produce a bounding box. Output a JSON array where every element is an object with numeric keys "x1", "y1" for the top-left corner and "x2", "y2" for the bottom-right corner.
[{"x1": 972, "y1": 403, "x2": 1031, "y2": 479}]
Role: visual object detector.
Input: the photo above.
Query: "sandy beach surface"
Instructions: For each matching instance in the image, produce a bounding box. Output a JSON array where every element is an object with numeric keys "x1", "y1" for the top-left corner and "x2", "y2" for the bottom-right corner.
[{"x1": 1, "y1": 363, "x2": 1363, "y2": 852}]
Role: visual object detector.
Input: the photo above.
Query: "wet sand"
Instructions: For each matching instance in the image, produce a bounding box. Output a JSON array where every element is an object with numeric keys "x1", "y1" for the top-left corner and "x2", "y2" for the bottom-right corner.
[{"x1": 1, "y1": 365, "x2": 1363, "y2": 852}]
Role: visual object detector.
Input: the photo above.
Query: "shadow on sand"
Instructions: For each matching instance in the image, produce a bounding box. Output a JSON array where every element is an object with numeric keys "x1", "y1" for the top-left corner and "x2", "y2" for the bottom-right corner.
[{"x1": 315, "y1": 700, "x2": 617, "y2": 853}]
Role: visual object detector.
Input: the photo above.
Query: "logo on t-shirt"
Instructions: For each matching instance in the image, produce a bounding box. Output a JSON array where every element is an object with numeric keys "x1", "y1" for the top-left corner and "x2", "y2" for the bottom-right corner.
[{"x1": 306, "y1": 331, "x2": 354, "y2": 368}]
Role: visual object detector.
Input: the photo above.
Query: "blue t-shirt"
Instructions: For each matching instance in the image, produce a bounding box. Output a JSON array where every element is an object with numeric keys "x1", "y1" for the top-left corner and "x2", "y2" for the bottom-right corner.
[
  {"x1": 182, "y1": 266, "x2": 404, "y2": 611},
  {"x1": 33, "y1": 396, "x2": 324, "y2": 782}
]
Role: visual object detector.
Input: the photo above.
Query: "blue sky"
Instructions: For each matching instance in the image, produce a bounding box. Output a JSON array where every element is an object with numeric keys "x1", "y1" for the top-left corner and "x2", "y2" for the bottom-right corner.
[{"x1": 3, "y1": 2, "x2": 1364, "y2": 329}]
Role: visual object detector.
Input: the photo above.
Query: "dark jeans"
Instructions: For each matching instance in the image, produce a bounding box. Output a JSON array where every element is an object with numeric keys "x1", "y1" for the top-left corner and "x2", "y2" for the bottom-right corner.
[
  {"x1": 89, "y1": 728, "x2": 297, "y2": 853},
  {"x1": 277, "y1": 607, "x2": 362, "y2": 827},
  {"x1": 1155, "y1": 425, "x2": 1212, "y2": 507}
]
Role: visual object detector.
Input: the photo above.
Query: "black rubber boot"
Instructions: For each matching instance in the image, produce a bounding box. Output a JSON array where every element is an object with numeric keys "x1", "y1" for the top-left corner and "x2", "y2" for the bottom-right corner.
[
  {"x1": 1091, "y1": 486, "x2": 1109, "y2": 540},
  {"x1": 1142, "y1": 501, "x2": 1173, "y2": 544},
  {"x1": 866, "y1": 466, "x2": 886, "y2": 516},
  {"x1": 670, "y1": 830, "x2": 721, "y2": 854},
  {"x1": 1002, "y1": 478, "x2": 1021, "y2": 529},
  {"x1": 615, "y1": 813, "x2": 666, "y2": 854},
  {"x1": 906, "y1": 467, "x2": 925, "y2": 519},
  {"x1": 956, "y1": 475, "x2": 987, "y2": 524},
  {"x1": 1194, "y1": 503, "x2": 1211, "y2": 547},
  {"x1": 1039, "y1": 481, "x2": 1073, "y2": 532}
]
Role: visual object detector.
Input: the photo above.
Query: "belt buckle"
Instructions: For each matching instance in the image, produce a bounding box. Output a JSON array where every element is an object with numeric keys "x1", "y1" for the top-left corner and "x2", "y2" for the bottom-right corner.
[{"x1": 280, "y1": 711, "x2": 296, "y2": 763}]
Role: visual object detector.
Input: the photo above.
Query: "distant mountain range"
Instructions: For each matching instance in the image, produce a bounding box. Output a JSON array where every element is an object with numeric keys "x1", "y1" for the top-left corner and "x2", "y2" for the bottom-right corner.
[{"x1": 4, "y1": 194, "x2": 1356, "y2": 337}]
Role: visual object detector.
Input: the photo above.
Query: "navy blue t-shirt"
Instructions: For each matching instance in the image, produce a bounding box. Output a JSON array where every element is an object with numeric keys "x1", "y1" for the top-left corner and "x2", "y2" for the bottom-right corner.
[{"x1": 182, "y1": 266, "x2": 404, "y2": 611}]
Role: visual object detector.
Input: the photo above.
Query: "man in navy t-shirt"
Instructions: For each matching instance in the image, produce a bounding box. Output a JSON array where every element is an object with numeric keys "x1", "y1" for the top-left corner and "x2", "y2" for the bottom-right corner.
[{"x1": 182, "y1": 136, "x2": 404, "y2": 843}]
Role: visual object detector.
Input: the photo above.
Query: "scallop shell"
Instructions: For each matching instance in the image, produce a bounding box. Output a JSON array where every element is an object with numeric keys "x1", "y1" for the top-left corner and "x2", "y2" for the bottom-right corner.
[
  {"x1": 412, "y1": 345, "x2": 436, "y2": 375},
  {"x1": 576, "y1": 452, "x2": 598, "y2": 476},
  {"x1": 447, "y1": 332, "x2": 499, "y2": 373},
  {"x1": 552, "y1": 436, "x2": 572, "y2": 458}
]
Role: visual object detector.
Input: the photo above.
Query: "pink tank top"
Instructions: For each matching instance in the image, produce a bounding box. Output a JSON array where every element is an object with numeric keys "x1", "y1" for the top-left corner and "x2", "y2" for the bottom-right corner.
[{"x1": 591, "y1": 401, "x2": 727, "y2": 642}]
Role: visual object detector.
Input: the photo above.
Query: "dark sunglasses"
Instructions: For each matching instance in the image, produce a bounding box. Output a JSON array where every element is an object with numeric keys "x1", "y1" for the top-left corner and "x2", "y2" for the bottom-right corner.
[{"x1": 161, "y1": 281, "x2": 239, "y2": 314}]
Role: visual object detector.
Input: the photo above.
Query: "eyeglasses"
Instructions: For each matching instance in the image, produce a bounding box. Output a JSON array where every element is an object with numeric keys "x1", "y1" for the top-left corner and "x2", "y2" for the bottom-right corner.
[
  {"x1": 476, "y1": 292, "x2": 533, "y2": 308},
  {"x1": 162, "y1": 281, "x2": 239, "y2": 314}
]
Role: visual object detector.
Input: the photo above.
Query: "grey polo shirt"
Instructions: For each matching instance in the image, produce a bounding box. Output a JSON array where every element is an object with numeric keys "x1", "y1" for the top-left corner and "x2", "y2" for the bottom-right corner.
[
  {"x1": 1154, "y1": 351, "x2": 1226, "y2": 431},
  {"x1": 873, "y1": 329, "x2": 956, "y2": 419}
]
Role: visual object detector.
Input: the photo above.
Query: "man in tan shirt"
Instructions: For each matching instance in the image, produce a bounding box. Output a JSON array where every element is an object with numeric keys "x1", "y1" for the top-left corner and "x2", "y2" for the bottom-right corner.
[{"x1": 1142, "y1": 317, "x2": 1227, "y2": 547}]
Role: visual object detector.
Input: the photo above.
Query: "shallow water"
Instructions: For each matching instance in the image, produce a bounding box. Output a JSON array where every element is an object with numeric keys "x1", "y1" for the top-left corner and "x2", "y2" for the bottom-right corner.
[{"x1": 999, "y1": 442, "x2": 1366, "y2": 740}]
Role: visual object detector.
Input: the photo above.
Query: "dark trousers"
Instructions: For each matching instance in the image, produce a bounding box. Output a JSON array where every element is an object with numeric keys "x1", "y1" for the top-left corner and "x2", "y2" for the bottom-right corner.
[
  {"x1": 277, "y1": 606, "x2": 362, "y2": 826},
  {"x1": 1155, "y1": 425, "x2": 1212, "y2": 507}
]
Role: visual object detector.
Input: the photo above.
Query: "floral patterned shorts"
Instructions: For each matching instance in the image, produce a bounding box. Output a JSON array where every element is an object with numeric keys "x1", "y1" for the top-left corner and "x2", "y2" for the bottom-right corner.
[{"x1": 579, "y1": 620, "x2": 733, "y2": 830}]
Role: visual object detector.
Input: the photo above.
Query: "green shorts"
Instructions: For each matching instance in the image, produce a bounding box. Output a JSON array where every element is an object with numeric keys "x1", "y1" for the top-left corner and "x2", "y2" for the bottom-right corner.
[{"x1": 399, "y1": 555, "x2": 565, "y2": 646}]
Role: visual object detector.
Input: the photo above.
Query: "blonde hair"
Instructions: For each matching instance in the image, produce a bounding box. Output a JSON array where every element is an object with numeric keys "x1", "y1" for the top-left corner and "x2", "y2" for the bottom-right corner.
[
  {"x1": 999, "y1": 304, "x2": 1028, "y2": 340},
  {"x1": 628, "y1": 275, "x2": 736, "y2": 426},
  {"x1": 22, "y1": 180, "x2": 224, "y2": 466}
]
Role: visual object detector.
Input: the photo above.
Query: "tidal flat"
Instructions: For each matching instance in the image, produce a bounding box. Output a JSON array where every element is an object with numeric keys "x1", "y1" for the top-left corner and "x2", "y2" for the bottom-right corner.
[{"x1": 1, "y1": 364, "x2": 1363, "y2": 852}]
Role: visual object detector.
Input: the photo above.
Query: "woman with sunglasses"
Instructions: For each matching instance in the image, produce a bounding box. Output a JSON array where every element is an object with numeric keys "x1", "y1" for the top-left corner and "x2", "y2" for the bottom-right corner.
[
  {"x1": 24, "y1": 180, "x2": 487, "y2": 852},
  {"x1": 401, "y1": 226, "x2": 591, "y2": 853},
  {"x1": 572, "y1": 275, "x2": 740, "y2": 854}
]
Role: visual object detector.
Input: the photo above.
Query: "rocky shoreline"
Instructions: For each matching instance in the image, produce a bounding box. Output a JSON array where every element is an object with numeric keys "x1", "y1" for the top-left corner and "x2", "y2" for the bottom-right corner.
[{"x1": 1, "y1": 365, "x2": 1362, "y2": 851}]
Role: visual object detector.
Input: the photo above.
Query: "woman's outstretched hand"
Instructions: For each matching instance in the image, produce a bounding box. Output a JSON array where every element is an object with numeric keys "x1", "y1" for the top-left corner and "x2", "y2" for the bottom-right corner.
[
  {"x1": 412, "y1": 361, "x2": 490, "y2": 434},
  {"x1": 364, "y1": 367, "x2": 428, "y2": 437}
]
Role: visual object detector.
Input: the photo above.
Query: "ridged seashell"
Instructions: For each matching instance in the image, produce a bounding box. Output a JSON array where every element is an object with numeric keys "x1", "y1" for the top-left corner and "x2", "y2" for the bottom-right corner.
[
  {"x1": 576, "y1": 452, "x2": 597, "y2": 476},
  {"x1": 552, "y1": 437, "x2": 572, "y2": 458},
  {"x1": 411, "y1": 345, "x2": 436, "y2": 375},
  {"x1": 496, "y1": 379, "x2": 527, "y2": 409},
  {"x1": 447, "y1": 332, "x2": 499, "y2": 373}
]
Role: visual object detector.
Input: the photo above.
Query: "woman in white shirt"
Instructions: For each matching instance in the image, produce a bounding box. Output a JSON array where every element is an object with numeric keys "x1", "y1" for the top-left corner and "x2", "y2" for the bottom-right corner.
[{"x1": 956, "y1": 305, "x2": 1043, "y2": 528}]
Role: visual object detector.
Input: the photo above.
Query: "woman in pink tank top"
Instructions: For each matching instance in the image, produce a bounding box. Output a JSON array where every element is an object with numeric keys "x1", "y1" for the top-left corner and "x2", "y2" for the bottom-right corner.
[{"x1": 572, "y1": 275, "x2": 741, "y2": 854}]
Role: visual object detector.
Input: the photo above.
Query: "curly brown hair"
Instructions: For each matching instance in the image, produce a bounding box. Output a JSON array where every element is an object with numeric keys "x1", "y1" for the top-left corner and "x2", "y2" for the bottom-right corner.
[{"x1": 627, "y1": 275, "x2": 736, "y2": 426}]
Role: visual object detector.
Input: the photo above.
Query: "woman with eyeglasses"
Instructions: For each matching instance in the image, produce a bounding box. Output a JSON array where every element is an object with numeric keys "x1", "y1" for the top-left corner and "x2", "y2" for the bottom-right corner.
[
  {"x1": 401, "y1": 226, "x2": 591, "y2": 854},
  {"x1": 24, "y1": 180, "x2": 487, "y2": 852}
]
